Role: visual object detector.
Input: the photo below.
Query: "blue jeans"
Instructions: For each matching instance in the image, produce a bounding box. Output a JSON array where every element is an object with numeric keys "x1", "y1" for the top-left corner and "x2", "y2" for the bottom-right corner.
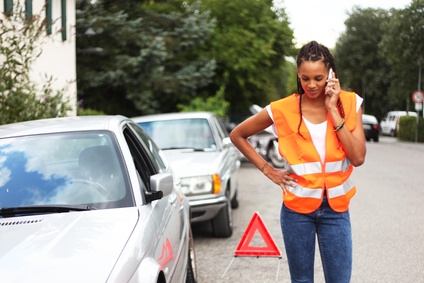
[{"x1": 280, "y1": 196, "x2": 352, "y2": 283}]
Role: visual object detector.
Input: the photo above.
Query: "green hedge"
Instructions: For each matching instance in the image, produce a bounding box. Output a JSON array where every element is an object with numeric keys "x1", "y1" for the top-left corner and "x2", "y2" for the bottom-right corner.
[{"x1": 398, "y1": 116, "x2": 424, "y2": 142}]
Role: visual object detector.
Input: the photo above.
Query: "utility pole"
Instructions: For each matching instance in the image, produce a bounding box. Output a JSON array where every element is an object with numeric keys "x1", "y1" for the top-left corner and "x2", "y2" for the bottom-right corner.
[{"x1": 414, "y1": 59, "x2": 422, "y2": 142}]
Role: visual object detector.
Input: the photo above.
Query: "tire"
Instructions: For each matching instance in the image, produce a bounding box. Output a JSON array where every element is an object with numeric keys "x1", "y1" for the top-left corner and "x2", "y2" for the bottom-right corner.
[
  {"x1": 267, "y1": 140, "x2": 286, "y2": 168},
  {"x1": 185, "y1": 228, "x2": 197, "y2": 283},
  {"x1": 230, "y1": 189, "x2": 239, "y2": 209},
  {"x1": 212, "y1": 193, "x2": 233, "y2": 238}
]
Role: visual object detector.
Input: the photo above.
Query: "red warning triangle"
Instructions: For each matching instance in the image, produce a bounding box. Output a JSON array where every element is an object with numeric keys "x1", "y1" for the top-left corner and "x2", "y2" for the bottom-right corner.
[{"x1": 234, "y1": 211, "x2": 282, "y2": 257}]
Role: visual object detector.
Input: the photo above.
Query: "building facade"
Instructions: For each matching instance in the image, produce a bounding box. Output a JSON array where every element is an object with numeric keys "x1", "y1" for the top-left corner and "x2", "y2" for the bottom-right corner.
[{"x1": 1, "y1": 0, "x2": 77, "y2": 116}]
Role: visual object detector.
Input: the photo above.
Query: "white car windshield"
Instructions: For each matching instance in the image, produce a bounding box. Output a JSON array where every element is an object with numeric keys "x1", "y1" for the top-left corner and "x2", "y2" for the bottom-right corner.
[
  {"x1": 0, "y1": 131, "x2": 132, "y2": 211},
  {"x1": 138, "y1": 118, "x2": 216, "y2": 151}
]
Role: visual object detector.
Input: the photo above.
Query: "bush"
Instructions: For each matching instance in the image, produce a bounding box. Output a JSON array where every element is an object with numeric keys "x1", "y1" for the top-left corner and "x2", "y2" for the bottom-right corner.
[
  {"x1": 177, "y1": 85, "x2": 229, "y2": 118},
  {"x1": 398, "y1": 115, "x2": 424, "y2": 142}
]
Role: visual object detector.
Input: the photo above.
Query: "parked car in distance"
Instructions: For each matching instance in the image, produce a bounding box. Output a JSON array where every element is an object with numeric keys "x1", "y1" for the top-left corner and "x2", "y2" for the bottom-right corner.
[
  {"x1": 362, "y1": 114, "x2": 380, "y2": 142},
  {"x1": 247, "y1": 104, "x2": 286, "y2": 168},
  {"x1": 0, "y1": 115, "x2": 196, "y2": 283},
  {"x1": 133, "y1": 112, "x2": 241, "y2": 238},
  {"x1": 380, "y1": 111, "x2": 417, "y2": 137}
]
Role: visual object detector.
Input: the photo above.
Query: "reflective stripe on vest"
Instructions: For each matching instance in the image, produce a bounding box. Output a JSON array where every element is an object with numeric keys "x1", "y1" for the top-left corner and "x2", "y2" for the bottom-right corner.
[
  {"x1": 285, "y1": 158, "x2": 354, "y2": 200},
  {"x1": 285, "y1": 183, "x2": 322, "y2": 199},
  {"x1": 285, "y1": 178, "x2": 354, "y2": 200},
  {"x1": 327, "y1": 178, "x2": 355, "y2": 198},
  {"x1": 325, "y1": 158, "x2": 351, "y2": 173},
  {"x1": 288, "y1": 158, "x2": 351, "y2": 175}
]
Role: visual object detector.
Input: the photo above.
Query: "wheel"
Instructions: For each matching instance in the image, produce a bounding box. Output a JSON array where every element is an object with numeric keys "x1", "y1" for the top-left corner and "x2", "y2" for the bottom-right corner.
[
  {"x1": 267, "y1": 140, "x2": 286, "y2": 168},
  {"x1": 185, "y1": 228, "x2": 197, "y2": 283},
  {"x1": 230, "y1": 189, "x2": 239, "y2": 209},
  {"x1": 212, "y1": 192, "x2": 233, "y2": 238}
]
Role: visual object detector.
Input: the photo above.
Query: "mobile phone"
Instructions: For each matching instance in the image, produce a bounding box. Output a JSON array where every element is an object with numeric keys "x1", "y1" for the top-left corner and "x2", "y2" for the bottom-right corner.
[{"x1": 326, "y1": 68, "x2": 333, "y2": 96}]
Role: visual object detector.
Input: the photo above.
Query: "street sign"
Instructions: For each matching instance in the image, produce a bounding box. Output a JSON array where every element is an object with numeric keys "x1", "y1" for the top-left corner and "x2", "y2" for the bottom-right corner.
[
  {"x1": 415, "y1": 103, "x2": 422, "y2": 111},
  {"x1": 412, "y1": 90, "x2": 424, "y2": 103}
]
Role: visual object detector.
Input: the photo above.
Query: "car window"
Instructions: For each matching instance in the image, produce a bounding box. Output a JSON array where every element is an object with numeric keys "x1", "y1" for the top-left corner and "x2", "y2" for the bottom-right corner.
[
  {"x1": 211, "y1": 115, "x2": 228, "y2": 142},
  {"x1": 0, "y1": 131, "x2": 132, "y2": 209},
  {"x1": 128, "y1": 122, "x2": 167, "y2": 172},
  {"x1": 138, "y1": 118, "x2": 216, "y2": 150}
]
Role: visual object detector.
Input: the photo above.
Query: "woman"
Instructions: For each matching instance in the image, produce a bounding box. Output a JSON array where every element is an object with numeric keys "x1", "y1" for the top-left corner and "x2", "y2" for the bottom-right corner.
[{"x1": 230, "y1": 41, "x2": 366, "y2": 283}]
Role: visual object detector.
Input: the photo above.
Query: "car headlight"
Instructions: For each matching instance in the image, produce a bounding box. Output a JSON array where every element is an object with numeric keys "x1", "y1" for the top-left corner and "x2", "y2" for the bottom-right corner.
[{"x1": 180, "y1": 174, "x2": 221, "y2": 196}]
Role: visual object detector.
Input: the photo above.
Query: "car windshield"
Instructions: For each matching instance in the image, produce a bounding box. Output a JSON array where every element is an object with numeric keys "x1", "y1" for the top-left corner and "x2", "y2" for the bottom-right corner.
[
  {"x1": 0, "y1": 131, "x2": 132, "y2": 212},
  {"x1": 138, "y1": 118, "x2": 216, "y2": 151}
]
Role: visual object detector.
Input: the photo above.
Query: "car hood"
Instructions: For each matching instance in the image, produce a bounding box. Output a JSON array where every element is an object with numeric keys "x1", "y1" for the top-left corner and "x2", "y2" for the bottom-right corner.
[
  {"x1": 0, "y1": 208, "x2": 139, "y2": 283},
  {"x1": 163, "y1": 150, "x2": 223, "y2": 177}
]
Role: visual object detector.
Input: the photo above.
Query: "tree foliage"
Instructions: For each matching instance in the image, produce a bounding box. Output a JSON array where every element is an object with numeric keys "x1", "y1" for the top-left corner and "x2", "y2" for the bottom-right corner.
[
  {"x1": 75, "y1": 0, "x2": 295, "y2": 118},
  {"x1": 177, "y1": 85, "x2": 229, "y2": 118},
  {"x1": 381, "y1": 0, "x2": 424, "y2": 112},
  {"x1": 199, "y1": 0, "x2": 295, "y2": 116},
  {"x1": 0, "y1": 4, "x2": 71, "y2": 125},
  {"x1": 335, "y1": 1, "x2": 424, "y2": 120},
  {"x1": 76, "y1": 0, "x2": 216, "y2": 116},
  {"x1": 334, "y1": 7, "x2": 391, "y2": 119}
]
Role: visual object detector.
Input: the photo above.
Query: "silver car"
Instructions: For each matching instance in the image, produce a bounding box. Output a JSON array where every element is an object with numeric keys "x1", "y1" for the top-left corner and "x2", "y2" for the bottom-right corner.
[
  {"x1": 133, "y1": 112, "x2": 241, "y2": 238},
  {"x1": 380, "y1": 110, "x2": 417, "y2": 137},
  {"x1": 0, "y1": 115, "x2": 196, "y2": 283}
]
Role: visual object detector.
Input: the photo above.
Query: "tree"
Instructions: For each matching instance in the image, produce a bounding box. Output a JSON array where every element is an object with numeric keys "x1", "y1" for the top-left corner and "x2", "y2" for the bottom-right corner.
[
  {"x1": 381, "y1": 0, "x2": 424, "y2": 112},
  {"x1": 0, "y1": 3, "x2": 71, "y2": 125},
  {"x1": 177, "y1": 85, "x2": 229, "y2": 118},
  {"x1": 76, "y1": 0, "x2": 216, "y2": 116},
  {"x1": 334, "y1": 7, "x2": 391, "y2": 119},
  {"x1": 199, "y1": 0, "x2": 295, "y2": 116}
]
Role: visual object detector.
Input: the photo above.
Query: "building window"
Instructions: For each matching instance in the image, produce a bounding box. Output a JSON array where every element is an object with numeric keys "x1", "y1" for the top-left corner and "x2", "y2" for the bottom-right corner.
[
  {"x1": 61, "y1": 0, "x2": 66, "y2": 41},
  {"x1": 25, "y1": 0, "x2": 33, "y2": 20},
  {"x1": 4, "y1": 0, "x2": 13, "y2": 15},
  {"x1": 46, "y1": 0, "x2": 52, "y2": 35}
]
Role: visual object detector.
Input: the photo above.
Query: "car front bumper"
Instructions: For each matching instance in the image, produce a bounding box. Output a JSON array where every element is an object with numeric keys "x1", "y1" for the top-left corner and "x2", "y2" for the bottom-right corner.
[{"x1": 188, "y1": 196, "x2": 227, "y2": 223}]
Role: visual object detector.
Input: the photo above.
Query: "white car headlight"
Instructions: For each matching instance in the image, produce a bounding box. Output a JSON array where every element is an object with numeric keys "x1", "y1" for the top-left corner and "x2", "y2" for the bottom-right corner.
[{"x1": 180, "y1": 174, "x2": 221, "y2": 196}]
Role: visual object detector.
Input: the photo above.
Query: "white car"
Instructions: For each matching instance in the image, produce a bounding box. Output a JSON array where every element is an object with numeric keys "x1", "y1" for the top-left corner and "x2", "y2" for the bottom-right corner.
[
  {"x1": 0, "y1": 116, "x2": 196, "y2": 283},
  {"x1": 133, "y1": 112, "x2": 241, "y2": 238},
  {"x1": 380, "y1": 111, "x2": 417, "y2": 137}
]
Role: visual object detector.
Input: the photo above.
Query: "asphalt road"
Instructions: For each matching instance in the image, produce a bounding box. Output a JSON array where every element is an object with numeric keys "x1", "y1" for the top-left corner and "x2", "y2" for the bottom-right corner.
[{"x1": 192, "y1": 136, "x2": 424, "y2": 283}]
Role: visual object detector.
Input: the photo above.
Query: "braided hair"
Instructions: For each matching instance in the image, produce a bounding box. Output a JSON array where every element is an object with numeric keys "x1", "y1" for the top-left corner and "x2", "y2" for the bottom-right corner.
[{"x1": 295, "y1": 41, "x2": 345, "y2": 137}]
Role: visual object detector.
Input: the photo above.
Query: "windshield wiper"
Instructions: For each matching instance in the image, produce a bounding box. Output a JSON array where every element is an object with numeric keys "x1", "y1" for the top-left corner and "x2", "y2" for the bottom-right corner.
[{"x1": 0, "y1": 205, "x2": 96, "y2": 218}]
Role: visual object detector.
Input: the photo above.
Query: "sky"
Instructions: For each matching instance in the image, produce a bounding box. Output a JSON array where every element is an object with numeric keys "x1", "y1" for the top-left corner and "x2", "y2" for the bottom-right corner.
[{"x1": 275, "y1": 0, "x2": 413, "y2": 49}]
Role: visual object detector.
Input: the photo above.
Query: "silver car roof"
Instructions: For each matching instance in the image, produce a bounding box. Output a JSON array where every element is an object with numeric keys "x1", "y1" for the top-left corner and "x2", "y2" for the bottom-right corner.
[{"x1": 0, "y1": 115, "x2": 129, "y2": 138}]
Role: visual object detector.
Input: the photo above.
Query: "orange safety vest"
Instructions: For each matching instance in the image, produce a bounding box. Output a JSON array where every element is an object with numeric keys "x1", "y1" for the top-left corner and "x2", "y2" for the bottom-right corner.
[{"x1": 270, "y1": 91, "x2": 358, "y2": 213}]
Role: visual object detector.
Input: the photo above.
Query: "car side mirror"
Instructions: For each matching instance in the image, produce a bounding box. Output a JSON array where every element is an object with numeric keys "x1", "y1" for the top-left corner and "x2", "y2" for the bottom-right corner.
[
  {"x1": 145, "y1": 173, "x2": 174, "y2": 202},
  {"x1": 222, "y1": 137, "x2": 233, "y2": 148}
]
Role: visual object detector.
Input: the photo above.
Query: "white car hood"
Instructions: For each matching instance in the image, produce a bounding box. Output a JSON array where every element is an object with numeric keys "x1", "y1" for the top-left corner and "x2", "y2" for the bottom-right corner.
[
  {"x1": 0, "y1": 208, "x2": 139, "y2": 283},
  {"x1": 163, "y1": 150, "x2": 222, "y2": 177}
]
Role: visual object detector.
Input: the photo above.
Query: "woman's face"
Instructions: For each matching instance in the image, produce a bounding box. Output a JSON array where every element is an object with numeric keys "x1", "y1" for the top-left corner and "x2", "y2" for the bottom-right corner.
[{"x1": 297, "y1": 60, "x2": 329, "y2": 99}]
